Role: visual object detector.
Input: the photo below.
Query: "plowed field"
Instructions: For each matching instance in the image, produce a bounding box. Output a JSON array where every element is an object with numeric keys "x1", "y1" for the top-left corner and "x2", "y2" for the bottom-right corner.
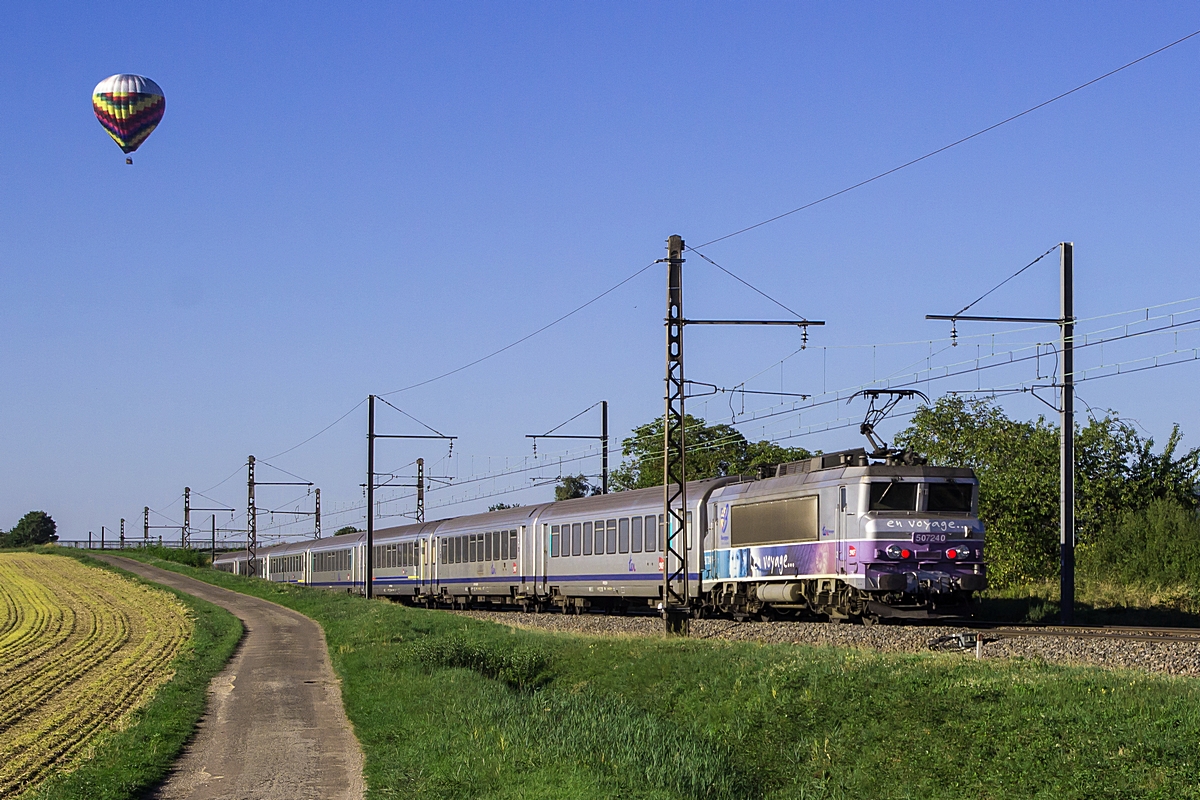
[{"x1": 0, "y1": 552, "x2": 192, "y2": 796}]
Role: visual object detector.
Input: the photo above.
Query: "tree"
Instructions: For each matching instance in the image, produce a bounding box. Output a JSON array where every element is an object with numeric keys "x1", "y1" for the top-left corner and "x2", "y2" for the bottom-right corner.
[
  {"x1": 895, "y1": 396, "x2": 1059, "y2": 586},
  {"x1": 2, "y1": 511, "x2": 58, "y2": 547},
  {"x1": 332, "y1": 526, "x2": 360, "y2": 537},
  {"x1": 488, "y1": 502, "x2": 522, "y2": 511},
  {"x1": 554, "y1": 475, "x2": 598, "y2": 501},
  {"x1": 609, "y1": 414, "x2": 812, "y2": 491},
  {"x1": 895, "y1": 395, "x2": 1200, "y2": 588}
]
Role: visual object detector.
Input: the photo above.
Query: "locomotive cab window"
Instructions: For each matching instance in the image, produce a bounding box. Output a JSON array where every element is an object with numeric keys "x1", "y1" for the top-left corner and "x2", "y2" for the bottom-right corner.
[
  {"x1": 927, "y1": 482, "x2": 973, "y2": 514},
  {"x1": 868, "y1": 481, "x2": 917, "y2": 512}
]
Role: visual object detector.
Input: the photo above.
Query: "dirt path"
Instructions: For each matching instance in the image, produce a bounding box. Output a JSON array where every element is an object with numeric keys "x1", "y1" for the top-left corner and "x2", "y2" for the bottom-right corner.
[{"x1": 94, "y1": 556, "x2": 364, "y2": 800}]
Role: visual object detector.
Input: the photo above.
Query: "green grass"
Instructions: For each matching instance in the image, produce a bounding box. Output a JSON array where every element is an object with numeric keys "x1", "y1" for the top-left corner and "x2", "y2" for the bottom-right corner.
[
  {"x1": 106, "y1": 551, "x2": 1200, "y2": 800},
  {"x1": 16, "y1": 549, "x2": 242, "y2": 800},
  {"x1": 980, "y1": 577, "x2": 1200, "y2": 627}
]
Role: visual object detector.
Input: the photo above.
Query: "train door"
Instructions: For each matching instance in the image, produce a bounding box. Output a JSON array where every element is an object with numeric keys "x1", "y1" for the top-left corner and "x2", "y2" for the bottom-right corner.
[
  {"x1": 431, "y1": 537, "x2": 439, "y2": 596},
  {"x1": 420, "y1": 537, "x2": 429, "y2": 593},
  {"x1": 540, "y1": 525, "x2": 549, "y2": 594},
  {"x1": 516, "y1": 525, "x2": 526, "y2": 587},
  {"x1": 836, "y1": 485, "x2": 849, "y2": 573}
]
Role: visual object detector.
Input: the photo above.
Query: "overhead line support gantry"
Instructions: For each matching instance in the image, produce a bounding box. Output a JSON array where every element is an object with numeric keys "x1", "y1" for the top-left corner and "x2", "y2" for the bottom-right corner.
[{"x1": 660, "y1": 235, "x2": 824, "y2": 635}]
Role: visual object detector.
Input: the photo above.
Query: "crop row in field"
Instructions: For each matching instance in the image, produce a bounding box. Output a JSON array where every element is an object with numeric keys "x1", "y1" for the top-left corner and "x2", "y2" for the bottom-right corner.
[{"x1": 0, "y1": 553, "x2": 193, "y2": 797}]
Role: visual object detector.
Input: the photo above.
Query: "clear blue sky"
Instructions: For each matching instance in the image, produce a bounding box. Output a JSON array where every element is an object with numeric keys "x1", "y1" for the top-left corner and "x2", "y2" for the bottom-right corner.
[{"x1": 3, "y1": 2, "x2": 1198, "y2": 541}]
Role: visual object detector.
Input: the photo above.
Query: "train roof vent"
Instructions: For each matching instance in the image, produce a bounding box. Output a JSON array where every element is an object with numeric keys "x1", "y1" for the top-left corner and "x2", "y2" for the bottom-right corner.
[{"x1": 777, "y1": 448, "x2": 869, "y2": 475}]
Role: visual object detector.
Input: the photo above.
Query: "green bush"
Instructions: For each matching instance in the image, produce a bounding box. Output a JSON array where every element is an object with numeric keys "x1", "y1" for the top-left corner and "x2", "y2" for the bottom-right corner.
[
  {"x1": 134, "y1": 545, "x2": 211, "y2": 568},
  {"x1": 1079, "y1": 498, "x2": 1200, "y2": 586},
  {"x1": 409, "y1": 635, "x2": 552, "y2": 691}
]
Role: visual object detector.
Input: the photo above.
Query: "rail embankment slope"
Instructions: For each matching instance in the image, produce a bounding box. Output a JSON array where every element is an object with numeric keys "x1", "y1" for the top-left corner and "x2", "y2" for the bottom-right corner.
[
  {"x1": 119, "y1": 555, "x2": 1200, "y2": 800},
  {"x1": 0, "y1": 551, "x2": 238, "y2": 800}
]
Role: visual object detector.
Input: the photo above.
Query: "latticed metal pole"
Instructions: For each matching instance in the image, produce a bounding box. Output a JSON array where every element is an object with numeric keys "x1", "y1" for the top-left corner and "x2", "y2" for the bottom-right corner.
[
  {"x1": 366, "y1": 395, "x2": 375, "y2": 599},
  {"x1": 416, "y1": 458, "x2": 425, "y2": 523},
  {"x1": 247, "y1": 455, "x2": 256, "y2": 576},
  {"x1": 601, "y1": 401, "x2": 609, "y2": 494},
  {"x1": 1060, "y1": 242, "x2": 1075, "y2": 625},
  {"x1": 183, "y1": 487, "x2": 191, "y2": 549},
  {"x1": 314, "y1": 488, "x2": 321, "y2": 539},
  {"x1": 663, "y1": 235, "x2": 690, "y2": 635}
]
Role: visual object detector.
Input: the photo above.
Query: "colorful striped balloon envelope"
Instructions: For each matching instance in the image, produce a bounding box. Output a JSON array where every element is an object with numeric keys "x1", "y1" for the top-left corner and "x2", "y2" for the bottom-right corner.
[{"x1": 92, "y1": 74, "x2": 165, "y2": 159}]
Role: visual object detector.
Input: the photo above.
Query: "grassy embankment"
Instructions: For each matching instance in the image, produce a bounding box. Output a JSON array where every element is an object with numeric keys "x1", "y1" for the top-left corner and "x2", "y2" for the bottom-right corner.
[
  {"x1": 114, "y1": 551, "x2": 1200, "y2": 800},
  {"x1": 13, "y1": 549, "x2": 242, "y2": 800}
]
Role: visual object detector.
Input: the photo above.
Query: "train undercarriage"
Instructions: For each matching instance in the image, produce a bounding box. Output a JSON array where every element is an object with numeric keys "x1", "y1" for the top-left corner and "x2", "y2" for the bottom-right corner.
[{"x1": 393, "y1": 577, "x2": 978, "y2": 625}]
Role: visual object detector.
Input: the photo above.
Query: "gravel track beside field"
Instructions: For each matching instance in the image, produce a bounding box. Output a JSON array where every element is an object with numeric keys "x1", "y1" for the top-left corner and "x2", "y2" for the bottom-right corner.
[
  {"x1": 96, "y1": 556, "x2": 365, "y2": 800},
  {"x1": 451, "y1": 610, "x2": 1200, "y2": 677}
]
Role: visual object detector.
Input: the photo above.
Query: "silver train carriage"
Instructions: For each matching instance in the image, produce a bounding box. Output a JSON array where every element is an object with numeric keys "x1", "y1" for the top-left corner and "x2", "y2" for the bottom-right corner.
[{"x1": 213, "y1": 448, "x2": 986, "y2": 621}]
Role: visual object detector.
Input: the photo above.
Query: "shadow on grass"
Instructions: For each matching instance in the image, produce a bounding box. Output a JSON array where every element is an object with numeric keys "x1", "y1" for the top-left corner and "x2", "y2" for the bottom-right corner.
[{"x1": 977, "y1": 584, "x2": 1200, "y2": 627}]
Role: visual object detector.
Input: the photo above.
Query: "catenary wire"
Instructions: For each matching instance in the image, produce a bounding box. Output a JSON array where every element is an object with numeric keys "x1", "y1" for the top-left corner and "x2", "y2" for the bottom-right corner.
[
  {"x1": 693, "y1": 28, "x2": 1200, "y2": 248},
  {"x1": 379, "y1": 260, "x2": 659, "y2": 396}
]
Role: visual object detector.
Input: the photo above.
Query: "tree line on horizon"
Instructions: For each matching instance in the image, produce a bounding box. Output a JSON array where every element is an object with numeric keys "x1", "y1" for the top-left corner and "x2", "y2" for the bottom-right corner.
[{"x1": 0, "y1": 511, "x2": 59, "y2": 548}]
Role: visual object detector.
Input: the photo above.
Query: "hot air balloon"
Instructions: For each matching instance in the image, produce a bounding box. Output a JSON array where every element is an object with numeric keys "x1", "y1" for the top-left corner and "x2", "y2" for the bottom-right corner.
[{"x1": 92, "y1": 74, "x2": 165, "y2": 164}]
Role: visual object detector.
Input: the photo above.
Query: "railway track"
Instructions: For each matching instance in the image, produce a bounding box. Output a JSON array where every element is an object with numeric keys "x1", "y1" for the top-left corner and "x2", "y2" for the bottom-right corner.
[
  {"x1": 455, "y1": 609, "x2": 1200, "y2": 676},
  {"x1": 974, "y1": 623, "x2": 1200, "y2": 645}
]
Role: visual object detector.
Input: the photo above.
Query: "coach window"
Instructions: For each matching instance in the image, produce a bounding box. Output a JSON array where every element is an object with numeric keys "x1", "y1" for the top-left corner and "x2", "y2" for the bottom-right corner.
[
  {"x1": 570, "y1": 523, "x2": 582, "y2": 557},
  {"x1": 631, "y1": 516, "x2": 643, "y2": 552},
  {"x1": 551, "y1": 525, "x2": 561, "y2": 557},
  {"x1": 582, "y1": 522, "x2": 593, "y2": 555},
  {"x1": 492, "y1": 531, "x2": 501, "y2": 560},
  {"x1": 501, "y1": 530, "x2": 510, "y2": 560},
  {"x1": 484, "y1": 531, "x2": 492, "y2": 561},
  {"x1": 618, "y1": 518, "x2": 630, "y2": 553},
  {"x1": 509, "y1": 531, "x2": 518, "y2": 561},
  {"x1": 605, "y1": 519, "x2": 617, "y2": 554},
  {"x1": 594, "y1": 520, "x2": 606, "y2": 553},
  {"x1": 687, "y1": 511, "x2": 694, "y2": 549}
]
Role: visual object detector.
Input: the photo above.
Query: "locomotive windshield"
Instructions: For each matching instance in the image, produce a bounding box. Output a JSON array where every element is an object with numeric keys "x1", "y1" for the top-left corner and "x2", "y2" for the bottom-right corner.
[
  {"x1": 868, "y1": 481, "x2": 917, "y2": 511},
  {"x1": 927, "y1": 482, "x2": 973, "y2": 514}
]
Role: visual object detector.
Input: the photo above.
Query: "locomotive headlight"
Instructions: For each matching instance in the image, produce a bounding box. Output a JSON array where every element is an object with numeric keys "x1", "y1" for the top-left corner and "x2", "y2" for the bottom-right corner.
[{"x1": 886, "y1": 544, "x2": 902, "y2": 559}]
